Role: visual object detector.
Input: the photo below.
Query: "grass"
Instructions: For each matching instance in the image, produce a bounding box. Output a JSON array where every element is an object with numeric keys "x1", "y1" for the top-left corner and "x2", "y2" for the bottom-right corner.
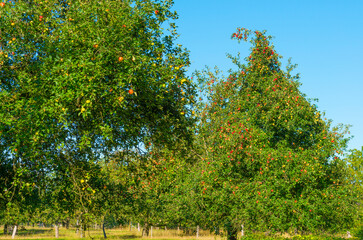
[
  {"x1": 0, "y1": 226, "x2": 221, "y2": 240},
  {"x1": 0, "y1": 226, "x2": 360, "y2": 240}
]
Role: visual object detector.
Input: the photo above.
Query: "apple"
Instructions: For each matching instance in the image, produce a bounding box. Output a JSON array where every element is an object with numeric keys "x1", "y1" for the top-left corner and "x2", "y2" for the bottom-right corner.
[
  {"x1": 0, "y1": 2, "x2": 5, "y2": 7},
  {"x1": 118, "y1": 56, "x2": 124, "y2": 62},
  {"x1": 155, "y1": 10, "x2": 159, "y2": 15},
  {"x1": 128, "y1": 89, "x2": 134, "y2": 94}
]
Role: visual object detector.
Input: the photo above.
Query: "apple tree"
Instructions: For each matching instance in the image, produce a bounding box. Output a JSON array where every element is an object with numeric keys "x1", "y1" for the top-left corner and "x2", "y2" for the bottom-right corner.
[
  {"x1": 107, "y1": 141, "x2": 194, "y2": 236},
  {"x1": 345, "y1": 147, "x2": 363, "y2": 234},
  {"x1": 0, "y1": 0, "x2": 196, "y2": 224},
  {"x1": 194, "y1": 28, "x2": 358, "y2": 239}
]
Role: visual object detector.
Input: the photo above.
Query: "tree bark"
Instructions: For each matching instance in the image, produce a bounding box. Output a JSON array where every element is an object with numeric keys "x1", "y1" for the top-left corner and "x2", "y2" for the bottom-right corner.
[
  {"x1": 80, "y1": 223, "x2": 84, "y2": 238},
  {"x1": 4, "y1": 224, "x2": 7, "y2": 235},
  {"x1": 102, "y1": 222, "x2": 107, "y2": 239},
  {"x1": 55, "y1": 223, "x2": 59, "y2": 238},
  {"x1": 142, "y1": 223, "x2": 149, "y2": 237},
  {"x1": 83, "y1": 224, "x2": 86, "y2": 237},
  {"x1": 11, "y1": 225, "x2": 17, "y2": 239},
  {"x1": 196, "y1": 225, "x2": 199, "y2": 238},
  {"x1": 76, "y1": 219, "x2": 79, "y2": 234},
  {"x1": 226, "y1": 224, "x2": 237, "y2": 240}
]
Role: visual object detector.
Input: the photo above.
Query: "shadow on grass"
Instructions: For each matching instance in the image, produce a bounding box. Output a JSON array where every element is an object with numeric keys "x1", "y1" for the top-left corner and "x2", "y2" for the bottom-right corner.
[
  {"x1": 19, "y1": 229, "x2": 53, "y2": 236},
  {"x1": 108, "y1": 234, "x2": 140, "y2": 239},
  {"x1": 0, "y1": 228, "x2": 53, "y2": 237}
]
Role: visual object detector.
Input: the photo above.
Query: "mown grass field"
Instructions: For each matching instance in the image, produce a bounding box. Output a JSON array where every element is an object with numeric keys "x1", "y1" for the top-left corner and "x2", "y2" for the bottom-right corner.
[
  {"x1": 0, "y1": 225, "x2": 360, "y2": 240},
  {"x1": 0, "y1": 226, "x2": 219, "y2": 240}
]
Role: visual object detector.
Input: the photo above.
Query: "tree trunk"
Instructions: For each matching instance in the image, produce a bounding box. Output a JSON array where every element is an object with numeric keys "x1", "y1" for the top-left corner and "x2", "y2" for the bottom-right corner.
[
  {"x1": 102, "y1": 223, "x2": 107, "y2": 239},
  {"x1": 226, "y1": 224, "x2": 237, "y2": 240},
  {"x1": 55, "y1": 223, "x2": 59, "y2": 238},
  {"x1": 241, "y1": 224, "x2": 244, "y2": 237},
  {"x1": 142, "y1": 223, "x2": 149, "y2": 237},
  {"x1": 214, "y1": 226, "x2": 220, "y2": 235},
  {"x1": 129, "y1": 221, "x2": 132, "y2": 231},
  {"x1": 11, "y1": 225, "x2": 17, "y2": 239},
  {"x1": 150, "y1": 226, "x2": 152, "y2": 238},
  {"x1": 196, "y1": 225, "x2": 199, "y2": 238},
  {"x1": 83, "y1": 224, "x2": 86, "y2": 237},
  {"x1": 138, "y1": 223, "x2": 140, "y2": 232},
  {"x1": 76, "y1": 220, "x2": 79, "y2": 234},
  {"x1": 4, "y1": 224, "x2": 7, "y2": 235},
  {"x1": 80, "y1": 223, "x2": 84, "y2": 238}
]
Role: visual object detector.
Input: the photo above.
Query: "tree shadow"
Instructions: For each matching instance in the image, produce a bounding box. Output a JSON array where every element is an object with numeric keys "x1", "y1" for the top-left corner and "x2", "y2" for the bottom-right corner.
[
  {"x1": 109, "y1": 234, "x2": 139, "y2": 239},
  {"x1": 0, "y1": 228, "x2": 53, "y2": 237}
]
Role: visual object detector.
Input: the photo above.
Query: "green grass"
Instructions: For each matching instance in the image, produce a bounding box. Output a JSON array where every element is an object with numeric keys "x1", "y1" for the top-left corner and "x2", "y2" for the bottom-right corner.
[
  {"x1": 0, "y1": 226, "x2": 218, "y2": 240},
  {"x1": 0, "y1": 226, "x2": 360, "y2": 240}
]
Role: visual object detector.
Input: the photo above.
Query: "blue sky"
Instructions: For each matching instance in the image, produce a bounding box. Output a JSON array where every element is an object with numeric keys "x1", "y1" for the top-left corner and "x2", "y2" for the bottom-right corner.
[{"x1": 172, "y1": 0, "x2": 363, "y2": 151}]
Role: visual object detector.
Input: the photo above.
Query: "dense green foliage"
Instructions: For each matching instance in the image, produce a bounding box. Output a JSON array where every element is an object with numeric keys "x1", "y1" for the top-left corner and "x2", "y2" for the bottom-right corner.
[
  {"x1": 0, "y1": 0, "x2": 195, "y2": 234},
  {"x1": 0, "y1": 0, "x2": 361, "y2": 239},
  {"x1": 345, "y1": 147, "x2": 363, "y2": 236},
  {"x1": 193, "y1": 29, "x2": 358, "y2": 238}
]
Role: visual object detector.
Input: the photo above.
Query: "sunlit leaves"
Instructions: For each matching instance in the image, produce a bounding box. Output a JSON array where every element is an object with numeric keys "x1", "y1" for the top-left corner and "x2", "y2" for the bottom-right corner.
[
  {"x1": 0, "y1": 0, "x2": 196, "y2": 226},
  {"x1": 193, "y1": 28, "x2": 356, "y2": 234}
]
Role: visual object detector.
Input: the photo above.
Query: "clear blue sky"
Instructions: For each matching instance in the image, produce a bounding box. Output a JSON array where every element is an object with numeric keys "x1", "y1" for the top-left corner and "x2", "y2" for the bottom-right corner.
[{"x1": 172, "y1": 0, "x2": 363, "y2": 151}]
